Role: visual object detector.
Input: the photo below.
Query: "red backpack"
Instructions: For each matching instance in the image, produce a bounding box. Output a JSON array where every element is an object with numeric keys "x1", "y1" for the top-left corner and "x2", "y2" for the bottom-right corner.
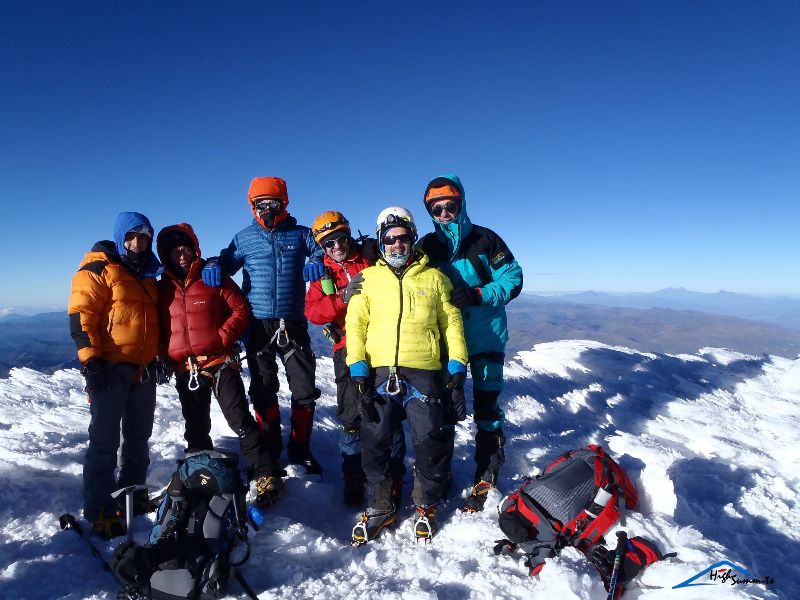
[{"x1": 497, "y1": 445, "x2": 639, "y2": 574}]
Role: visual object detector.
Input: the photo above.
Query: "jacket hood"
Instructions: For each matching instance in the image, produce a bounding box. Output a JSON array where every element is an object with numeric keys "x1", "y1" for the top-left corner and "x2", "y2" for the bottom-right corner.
[
  {"x1": 156, "y1": 223, "x2": 203, "y2": 281},
  {"x1": 112, "y1": 212, "x2": 162, "y2": 278},
  {"x1": 156, "y1": 223, "x2": 201, "y2": 262},
  {"x1": 249, "y1": 177, "x2": 290, "y2": 230},
  {"x1": 113, "y1": 212, "x2": 155, "y2": 256},
  {"x1": 90, "y1": 240, "x2": 120, "y2": 257},
  {"x1": 86, "y1": 239, "x2": 162, "y2": 280},
  {"x1": 248, "y1": 176, "x2": 289, "y2": 208},
  {"x1": 424, "y1": 174, "x2": 472, "y2": 258}
]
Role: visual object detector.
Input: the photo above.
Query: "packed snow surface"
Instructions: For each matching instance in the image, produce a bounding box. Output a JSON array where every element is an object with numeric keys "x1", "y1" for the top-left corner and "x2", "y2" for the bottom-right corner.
[{"x1": 0, "y1": 340, "x2": 796, "y2": 599}]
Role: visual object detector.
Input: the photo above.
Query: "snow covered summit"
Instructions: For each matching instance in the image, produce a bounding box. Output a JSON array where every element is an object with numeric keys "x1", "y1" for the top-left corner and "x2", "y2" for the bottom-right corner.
[{"x1": 0, "y1": 340, "x2": 795, "y2": 599}]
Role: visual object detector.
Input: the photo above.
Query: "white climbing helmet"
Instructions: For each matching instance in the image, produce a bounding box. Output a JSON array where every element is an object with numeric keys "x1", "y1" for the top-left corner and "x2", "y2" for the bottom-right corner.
[{"x1": 375, "y1": 206, "x2": 418, "y2": 242}]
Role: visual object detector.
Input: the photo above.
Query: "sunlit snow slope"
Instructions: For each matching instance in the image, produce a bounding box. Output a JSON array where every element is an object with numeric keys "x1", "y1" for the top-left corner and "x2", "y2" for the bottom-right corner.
[{"x1": 0, "y1": 340, "x2": 796, "y2": 599}]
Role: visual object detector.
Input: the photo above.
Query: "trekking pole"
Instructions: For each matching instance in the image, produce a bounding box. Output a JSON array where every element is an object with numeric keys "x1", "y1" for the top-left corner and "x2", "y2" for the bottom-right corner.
[
  {"x1": 59, "y1": 513, "x2": 126, "y2": 587},
  {"x1": 606, "y1": 530, "x2": 628, "y2": 600}
]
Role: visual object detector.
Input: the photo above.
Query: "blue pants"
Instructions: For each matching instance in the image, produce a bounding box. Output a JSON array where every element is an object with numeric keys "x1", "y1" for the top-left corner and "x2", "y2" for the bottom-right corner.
[{"x1": 470, "y1": 353, "x2": 506, "y2": 484}]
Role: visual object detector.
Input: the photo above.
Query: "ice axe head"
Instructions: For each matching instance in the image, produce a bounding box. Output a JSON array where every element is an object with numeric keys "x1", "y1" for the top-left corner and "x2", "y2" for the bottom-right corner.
[{"x1": 111, "y1": 485, "x2": 153, "y2": 543}]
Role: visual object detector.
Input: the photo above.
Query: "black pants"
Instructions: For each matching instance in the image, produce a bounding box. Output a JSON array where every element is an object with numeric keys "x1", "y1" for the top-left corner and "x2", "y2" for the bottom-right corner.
[
  {"x1": 83, "y1": 362, "x2": 156, "y2": 522},
  {"x1": 334, "y1": 347, "x2": 360, "y2": 429},
  {"x1": 175, "y1": 366, "x2": 275, "y2": 478},
  {"x1": 246, "y1": 319, "x2": 320, "y2": 414},
  {"x1": 361, "y1": 370, "x2": 449, "y2": 510},
  {"x1": 334, "y1": 348, "x2": 406, "y2": 481}
]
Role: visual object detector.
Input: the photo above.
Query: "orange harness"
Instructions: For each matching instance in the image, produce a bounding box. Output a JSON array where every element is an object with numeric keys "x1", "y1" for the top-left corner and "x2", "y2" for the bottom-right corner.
[{"x1": 177, "y1": 353, "x2": 242, "y2": 395}]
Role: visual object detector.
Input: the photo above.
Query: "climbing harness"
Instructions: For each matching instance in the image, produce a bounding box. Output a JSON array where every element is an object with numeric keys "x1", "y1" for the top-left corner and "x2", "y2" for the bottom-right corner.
[{"x1": 268, "y1": 318, "x2": 298, "y2": 360}]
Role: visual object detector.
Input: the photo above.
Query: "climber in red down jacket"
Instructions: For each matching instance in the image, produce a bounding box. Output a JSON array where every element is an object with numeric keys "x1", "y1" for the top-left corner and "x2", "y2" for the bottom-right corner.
[{"x1": 156, "y1": 223, "x2": 279, "y2": 507}]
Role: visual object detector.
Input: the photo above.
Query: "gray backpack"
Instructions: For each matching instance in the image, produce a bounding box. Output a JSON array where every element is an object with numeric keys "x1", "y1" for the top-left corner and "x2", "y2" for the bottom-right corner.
[{"x1": 113, "y1": 451, "x2": 252, "y2": 599}]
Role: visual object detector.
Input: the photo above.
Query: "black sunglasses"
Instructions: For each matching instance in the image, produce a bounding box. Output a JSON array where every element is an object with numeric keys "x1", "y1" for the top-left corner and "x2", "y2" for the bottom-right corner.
[
  {"x1": 383, "y1": 233, "x2": 413, "y2": 246},
  {"x1": 322, "y1": 234, "x2": 349, "y2": 249},
  {"x1": 255, "y1": 199, "x2": 281, "y2": 211},
  {"x1": 431, "y1": 202, "x2": 460, "y2": 217}
]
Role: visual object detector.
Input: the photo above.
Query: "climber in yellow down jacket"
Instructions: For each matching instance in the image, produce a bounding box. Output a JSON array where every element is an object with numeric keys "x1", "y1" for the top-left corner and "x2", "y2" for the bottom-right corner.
[{"x1": 346, "y1": 207, "x2": 467, "y2": 545}]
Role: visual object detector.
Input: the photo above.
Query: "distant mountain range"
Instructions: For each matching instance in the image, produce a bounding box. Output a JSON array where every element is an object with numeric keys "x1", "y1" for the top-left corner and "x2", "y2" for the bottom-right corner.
[
  {"x1": 2, "y1": 288, "x2": 799, "y2": 376},
  {"x1": 532, "y1": 288, "x2": 800, "y2": 330},
  {"x1": 505, "y1": 296, "x2": 800, "y2": 359},
  {"x1": 0, "y1": 312, "x2": 78, "y2": 377}
]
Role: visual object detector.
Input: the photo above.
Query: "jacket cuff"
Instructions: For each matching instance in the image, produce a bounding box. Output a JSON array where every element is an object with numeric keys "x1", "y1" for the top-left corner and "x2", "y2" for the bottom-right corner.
[
  {"x1": 349, "y1": 360, "x2": 369, "y2": 378},
  {"x1": 447, "y1": 359, "x2": 467, "y2": 374}
]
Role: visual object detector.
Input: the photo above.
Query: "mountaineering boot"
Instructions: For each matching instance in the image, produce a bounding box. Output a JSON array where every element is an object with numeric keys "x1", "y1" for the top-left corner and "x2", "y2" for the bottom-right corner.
[
  {"x1": 288, "y1": 439, "x2": 324, "y2": 475},
  {"x1": 413, "y1": 504, "x2": 438, "y2": 542},
  {"x1": 344, "y1": 475, "x2": 365, "y2": 507},
  {"x1": 461, "y1": 480, "x2": 493, "y2": 513},
  {"x1": 288, "y1": 404, "x2": 323, "y2": 475},
  {"x1": 255, "y1": 475, "x2": 285, "y2": 507},
  {"x1": 92, "y1": 507, "x2": 126, "y2": 540},
  {"x1": 351, "y1": 508, "x2": 397, "y2": 545}
]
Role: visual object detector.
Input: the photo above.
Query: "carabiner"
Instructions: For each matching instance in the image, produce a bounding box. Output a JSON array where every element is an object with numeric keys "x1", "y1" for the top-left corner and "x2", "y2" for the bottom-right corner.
[
  {"x1": 270, "y1": 318, "x2": 291, "y2": 349},
  {"x1": 386, "y1": 367, "x2": 402, "y2": 396},
  {"x1": 187, "y1": 357, "x2": 200, "y2": 391}
]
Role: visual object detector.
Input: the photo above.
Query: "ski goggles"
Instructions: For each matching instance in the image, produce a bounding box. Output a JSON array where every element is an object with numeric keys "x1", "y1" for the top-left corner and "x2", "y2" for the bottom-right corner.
[
  {"x1": 254, "y1": 199, "x2": 282, "y2": 212},
  {"x1": 430, "y1": 202, "x2": 460, "y2": 217},
  {"x1": 321, "y1": 234, "x2": 349, "y2": 249},
  {"x1": 382, "y1": 233, "x2": 413, "y2": 246}
]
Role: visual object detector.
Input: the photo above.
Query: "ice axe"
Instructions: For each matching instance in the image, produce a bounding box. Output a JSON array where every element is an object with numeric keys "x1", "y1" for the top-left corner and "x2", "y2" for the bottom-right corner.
[{"x1": 111, "y1": 484, "x2": 155, "y2": 543}]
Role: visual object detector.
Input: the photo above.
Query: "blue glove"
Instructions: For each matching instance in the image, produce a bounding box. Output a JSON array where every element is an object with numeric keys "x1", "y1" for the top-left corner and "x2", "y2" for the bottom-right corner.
[
  {"x1": 303, "y1": 262, "x2": 325, "y2": 282},
  {"x1": 446, "y1": 359, "x2": 467, "y2": 389},
  {"x1": 202, "y1": 258, "x2": 222, "y2": 288}
]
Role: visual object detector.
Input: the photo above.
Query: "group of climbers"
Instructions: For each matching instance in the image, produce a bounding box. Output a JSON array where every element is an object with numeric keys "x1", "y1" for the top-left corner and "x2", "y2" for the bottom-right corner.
[{"x1": 67, "y1": 174, "x2": 522, "y2": 544}]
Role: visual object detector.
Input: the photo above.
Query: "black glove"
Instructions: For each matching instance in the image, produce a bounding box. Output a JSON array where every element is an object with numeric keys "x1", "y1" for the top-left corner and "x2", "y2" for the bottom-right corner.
[
  {"x1": 154, "y1": 357, "x2": 174, "y2": 385},
  {"x1": 493, "y1": 539, "x2": 517, "y2": 555},
  {"x1": 445, "y1": 370, "x2": 466, "y2": 390},
  {"x1": 83, "y1": 358, "x2": 108, "y2": 392},
  {"x1": 353, "y1": 376, "x2": 380, "y2": 424},
  {"x1": 360, "y1": 237, "x2": 380, "y2": 265},
  {"x1": 448, "y1": 386, "x2": 467, "y2": 421},
  {"x1": 342, "y1": 272, "x2": 365, "y2": 304},
  {"x1": 450, "y1": 287, "x2": 482, "y2": 308}
]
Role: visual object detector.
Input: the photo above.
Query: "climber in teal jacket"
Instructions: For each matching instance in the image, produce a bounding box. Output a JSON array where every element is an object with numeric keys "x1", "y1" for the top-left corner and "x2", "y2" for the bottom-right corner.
[{"x1": 419, "y1": 174, "x2": 523, "y2": 512}]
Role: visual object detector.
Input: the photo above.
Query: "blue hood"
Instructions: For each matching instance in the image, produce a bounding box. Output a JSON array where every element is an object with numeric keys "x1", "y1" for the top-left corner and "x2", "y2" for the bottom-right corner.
[
  {"x1": 425, "y1": 174, "x2": 472, "y2": 259},
  {"x1": 112, "y1": 212, "x2": 162, "y2": 279}
]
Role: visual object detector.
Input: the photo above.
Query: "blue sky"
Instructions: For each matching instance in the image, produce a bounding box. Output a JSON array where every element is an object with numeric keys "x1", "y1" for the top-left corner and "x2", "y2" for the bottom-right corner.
[{"x1": 1, "y1": 1, "x2": 798, "y2": 308}]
